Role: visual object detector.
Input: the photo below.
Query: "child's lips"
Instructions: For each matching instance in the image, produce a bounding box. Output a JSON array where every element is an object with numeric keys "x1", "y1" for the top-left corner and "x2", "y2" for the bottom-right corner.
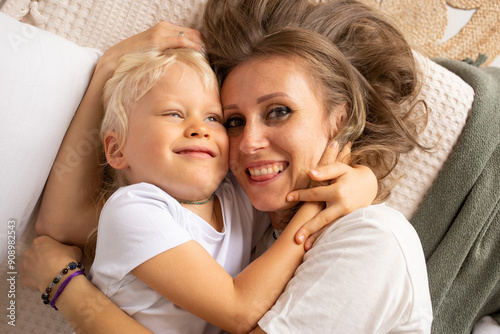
[{"x1": 175, "y1": 146, "x2": 215, "y2": 158}]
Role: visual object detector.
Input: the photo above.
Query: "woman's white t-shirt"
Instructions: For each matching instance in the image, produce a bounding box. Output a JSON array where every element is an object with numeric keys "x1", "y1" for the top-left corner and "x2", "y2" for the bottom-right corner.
[{"x1": 258, "y1": 204, "x2": 433, "y2": 334}]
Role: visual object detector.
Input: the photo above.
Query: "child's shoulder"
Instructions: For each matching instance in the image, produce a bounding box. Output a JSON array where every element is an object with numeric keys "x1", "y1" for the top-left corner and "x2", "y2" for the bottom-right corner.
[
  {"x1": 110, "y1": 182, "x2": 172, "y2": 198},
  {"x1": 217, "y1": 173, "x2": 249, "y2": 201},
  {"x1": 104, "y1": 182, "x2": 179, "y2": 213}
]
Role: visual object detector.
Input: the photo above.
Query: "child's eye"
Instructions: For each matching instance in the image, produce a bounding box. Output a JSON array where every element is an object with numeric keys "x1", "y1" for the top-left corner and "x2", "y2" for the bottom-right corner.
[
  {"x1": 162, "y1": 111, "x2": 183, "y2": 118},
  {"x1": 205, "y1": 115, "x2": 223, "y2": 123},
  {"x1": 267, "y1": 106, "x2": 291, "y2": 120}
]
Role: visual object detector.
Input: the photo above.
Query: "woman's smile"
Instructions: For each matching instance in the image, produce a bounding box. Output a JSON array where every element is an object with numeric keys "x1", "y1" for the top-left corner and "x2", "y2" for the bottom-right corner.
[{"x1": 247, "y1": 162, "x2": 288, "y2": 180}]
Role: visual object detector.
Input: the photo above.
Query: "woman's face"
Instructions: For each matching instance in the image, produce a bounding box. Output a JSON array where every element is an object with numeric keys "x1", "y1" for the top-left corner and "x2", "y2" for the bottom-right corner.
[{"x1": 221, "y1": 56, "x2": 336, "y2": 220}]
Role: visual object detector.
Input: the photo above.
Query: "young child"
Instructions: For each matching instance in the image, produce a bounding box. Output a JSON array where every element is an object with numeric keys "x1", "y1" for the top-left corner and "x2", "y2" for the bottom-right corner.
[{"x1": 87, "y1": 48, "x2": 324, "y2": 334}]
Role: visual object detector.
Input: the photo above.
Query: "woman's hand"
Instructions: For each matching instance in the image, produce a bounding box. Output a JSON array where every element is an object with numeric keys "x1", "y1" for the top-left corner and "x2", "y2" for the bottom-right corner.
[
  {"x1": 99, "y1": 22, "x2": 206, "y2": 77},
  {"x1": 21, "y1": 237, "x2": 152, "y2": 333},
  {"x1": 21, "y1": 236, "x2": 82, "y2": 293},
  {"x1": 289, "y1": 142, "x2": 378, "y2": 249}
]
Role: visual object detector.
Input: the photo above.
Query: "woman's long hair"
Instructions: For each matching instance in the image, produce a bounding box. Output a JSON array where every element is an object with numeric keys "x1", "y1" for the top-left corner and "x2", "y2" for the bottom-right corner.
[{"x1": 203, "y1": 0, "x2": 428, "y2": 205}]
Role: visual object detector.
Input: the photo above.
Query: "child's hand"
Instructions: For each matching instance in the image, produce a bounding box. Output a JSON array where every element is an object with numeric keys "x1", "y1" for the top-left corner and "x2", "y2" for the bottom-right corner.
[
  {"x1": 21, "y1": 236, "x2": 82, "y2": 293},
  {"x1": 289, "y1": 142, "x2": 378, "y2": 250}
]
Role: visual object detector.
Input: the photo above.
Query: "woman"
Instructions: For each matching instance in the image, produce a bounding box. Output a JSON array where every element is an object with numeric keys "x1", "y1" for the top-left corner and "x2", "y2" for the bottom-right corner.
[
  {"x1": 203, "y1": 2, "x2": 431, "y2": 333},
  {"x1": 22, "y1": 0, "x2": 432, "y2": 332}
]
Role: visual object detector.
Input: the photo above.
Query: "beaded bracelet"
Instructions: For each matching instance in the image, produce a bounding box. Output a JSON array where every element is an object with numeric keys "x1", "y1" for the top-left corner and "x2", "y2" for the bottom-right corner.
[
  {"x1": 50, "y1": 270, "x2": 86, "y2": 310},
  {"x1": 41, "y1": 262, "x2": 85, "y2": 309}
]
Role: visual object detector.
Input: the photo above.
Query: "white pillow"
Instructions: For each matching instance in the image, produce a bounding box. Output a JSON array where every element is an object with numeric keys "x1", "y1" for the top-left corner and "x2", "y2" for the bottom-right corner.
[
  {"x1": 384, "y1": 52, "x2": 474, "y2": 219},
  {"x1": 0, "y1": 12, "x2": 102, "y2": 263}
]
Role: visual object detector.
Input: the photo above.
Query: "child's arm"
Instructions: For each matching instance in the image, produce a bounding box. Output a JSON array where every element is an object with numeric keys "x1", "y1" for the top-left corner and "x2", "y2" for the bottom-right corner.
[
  {"x1": 131, "y1": 201, "x2": 322, "y2": 334},
  {"x1": 290, "y1": 142, "x2": 378, "y2": 248},
  {"x1": 35, "y1": 23, "x2": 205, "y2": 246}
]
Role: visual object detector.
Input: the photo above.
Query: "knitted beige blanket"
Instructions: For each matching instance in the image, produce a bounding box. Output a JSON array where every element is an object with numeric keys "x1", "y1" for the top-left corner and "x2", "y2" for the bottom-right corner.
[{"x1": 2, "y1": 0, "x2": 499, "y2": 65}]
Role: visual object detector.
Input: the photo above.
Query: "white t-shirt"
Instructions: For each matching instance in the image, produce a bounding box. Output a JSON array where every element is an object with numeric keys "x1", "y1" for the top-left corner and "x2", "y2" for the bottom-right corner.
[
  {"x1": 258, "y1": 204, "x2": 433, "y2": 334},
  {"x1": 90, "y1": 175, "x2": 269, "y2": 334}
]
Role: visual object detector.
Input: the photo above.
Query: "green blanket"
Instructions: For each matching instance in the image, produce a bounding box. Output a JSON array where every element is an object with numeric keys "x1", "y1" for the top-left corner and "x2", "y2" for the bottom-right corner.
[{"x1": 411, "y1": 58, "x2": 500, "y2": 334}]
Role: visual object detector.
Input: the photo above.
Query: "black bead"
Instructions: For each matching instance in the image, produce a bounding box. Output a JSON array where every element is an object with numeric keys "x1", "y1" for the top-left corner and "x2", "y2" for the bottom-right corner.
[
  {"x1": 45, "y1": 287, "x2": 52, "y2": 294},
  {"x1": 43, "y1": 299, "x2": 50, "y2": 305},
  {"x1": 42, "y1": 293, "x2": 49, "y2": 300},
  {"x1": 62, "y1": 268, "x2": 68, "y2": 274},
  {"x1": 53, "y1": 277, "x2": 59, "y2": 284}
]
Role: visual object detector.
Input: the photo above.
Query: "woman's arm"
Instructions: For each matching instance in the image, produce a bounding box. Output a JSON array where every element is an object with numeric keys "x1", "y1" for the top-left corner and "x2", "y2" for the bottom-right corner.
[
  {"x1": 35, "y1": 23, "x2": 206, "y2": 246},
  {"x1": 131, "y1": 201, "x2": 323, "y2": 334},
  {"x1": 21, "y1": 236, "x2": 153, "y2": 334},
  {"x1": 57, "y1": 276, "x2": 153, "y2": 334}
]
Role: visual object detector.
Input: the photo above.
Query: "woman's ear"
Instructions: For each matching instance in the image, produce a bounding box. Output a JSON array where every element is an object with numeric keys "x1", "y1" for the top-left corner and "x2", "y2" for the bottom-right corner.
[
  {"x1": 104, "y1": 131, "x2": 128, "y2": 170},
  {"x1": 329, "y1": 103, "x2": 348, "y2": 133}
]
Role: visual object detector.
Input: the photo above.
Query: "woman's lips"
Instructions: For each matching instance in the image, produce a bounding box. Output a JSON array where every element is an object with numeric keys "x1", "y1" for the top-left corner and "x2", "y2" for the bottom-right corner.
[{"x1": 247, "y1": 162, "x2": 287, "y2": 181}]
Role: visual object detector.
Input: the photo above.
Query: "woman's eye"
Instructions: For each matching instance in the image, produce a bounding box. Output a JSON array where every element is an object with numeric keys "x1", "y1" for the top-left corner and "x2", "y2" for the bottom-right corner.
[
  {"x1": 267, "y1": 106, "x2": 291, "y2": 120},
  {"x1": 225, "y1": 116, "x2": 245, "y2": 128}
]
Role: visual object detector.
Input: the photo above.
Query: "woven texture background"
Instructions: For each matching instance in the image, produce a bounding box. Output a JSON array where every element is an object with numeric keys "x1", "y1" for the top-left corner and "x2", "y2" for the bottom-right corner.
[
  {"x1": 1, "y1": 0, "x2": 208, "y2": 52},
  {"x1": 2, "y1": 0, "x2": 499, "y2": 65},
  {"x1": 359, "y1": 0, "x2": 500, "y2": 66}
]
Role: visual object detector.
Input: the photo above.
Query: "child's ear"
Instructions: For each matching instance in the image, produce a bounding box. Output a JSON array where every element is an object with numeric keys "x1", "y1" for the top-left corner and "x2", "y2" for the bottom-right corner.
[{"x1": 104, "y1": 131, "x2": 128, "y2": 170}]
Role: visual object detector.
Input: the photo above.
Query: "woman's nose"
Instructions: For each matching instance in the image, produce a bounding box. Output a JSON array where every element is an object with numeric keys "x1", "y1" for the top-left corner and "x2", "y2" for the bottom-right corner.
[{"x1": 238, "y1": 122, "x2": 268, "y2": 154}]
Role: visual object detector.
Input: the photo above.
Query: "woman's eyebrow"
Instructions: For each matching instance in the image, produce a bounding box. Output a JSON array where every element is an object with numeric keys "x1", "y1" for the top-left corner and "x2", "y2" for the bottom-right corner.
[
  {"x1": 256, "y1": 92, "x2": 290, "y2": 104},
  {"x1": 222, "y1": 104, "x2": 238, "y2": 111},
  {"x1": 222, "y1": 92, "x2": 291, "y2": 111}
]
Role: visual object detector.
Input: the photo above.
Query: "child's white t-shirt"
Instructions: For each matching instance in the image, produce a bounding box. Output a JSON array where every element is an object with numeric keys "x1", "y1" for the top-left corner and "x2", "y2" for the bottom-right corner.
[
  {"x1": 90, "y1": 175, "x2": 269, "y2": 334},
  {"x1": 258, "y1": 204, "x2": 433, "y2": 333}
]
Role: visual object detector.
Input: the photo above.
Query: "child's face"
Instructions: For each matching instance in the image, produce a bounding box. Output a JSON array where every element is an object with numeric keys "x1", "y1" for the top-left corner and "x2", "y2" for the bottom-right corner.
[{"x1": 120, "y1": 63, "x2": 228, "y2": 202}]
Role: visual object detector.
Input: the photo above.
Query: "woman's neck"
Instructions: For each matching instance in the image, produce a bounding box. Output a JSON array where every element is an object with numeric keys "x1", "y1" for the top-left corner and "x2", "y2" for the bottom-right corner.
[
  {"x1": 180, "y1": 196, "x2": 224, "y2": 232},
  {"x1": 268, "y1": 203, "x2": 303, "y2": 231}
]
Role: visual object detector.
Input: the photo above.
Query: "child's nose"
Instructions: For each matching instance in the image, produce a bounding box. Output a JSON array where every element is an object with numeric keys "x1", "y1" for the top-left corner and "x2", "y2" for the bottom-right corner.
[{"x1": 186, "y1": 120, "x2": 210, "y2": 138}]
